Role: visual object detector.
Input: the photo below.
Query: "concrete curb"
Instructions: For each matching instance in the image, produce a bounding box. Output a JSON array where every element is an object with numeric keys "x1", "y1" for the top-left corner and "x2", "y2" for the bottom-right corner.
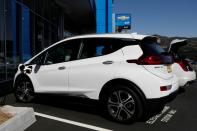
[{"x1": 0, "y1": 105, "x2": 36, "y2": 131}]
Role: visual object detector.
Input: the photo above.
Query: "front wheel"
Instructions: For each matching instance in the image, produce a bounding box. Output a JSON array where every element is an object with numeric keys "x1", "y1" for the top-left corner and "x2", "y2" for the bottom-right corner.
[
  {"x1": 14, "y1": 77, "x2": 35, "y2": 103},
  {"x1": 101, "y1": 85, "x2": 143, "y2": 124}
]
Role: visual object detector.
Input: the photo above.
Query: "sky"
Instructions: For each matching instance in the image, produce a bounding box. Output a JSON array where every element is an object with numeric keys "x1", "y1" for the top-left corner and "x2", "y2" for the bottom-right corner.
[{"x1": 113, "y1": 0, "x2": 197, "y2": 37}]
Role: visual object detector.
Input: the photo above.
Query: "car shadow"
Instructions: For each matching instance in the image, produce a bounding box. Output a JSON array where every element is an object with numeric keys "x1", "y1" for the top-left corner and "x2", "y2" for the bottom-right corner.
[
  {"x1": 32, "y1": 94, "x2": 167, "y2": 123},
  {"x1": 178, "y1": 87, "x2": 186, "y2": 94},
  {"x1": 34, "y1": 94, "x2": 101, "y2": 115}
]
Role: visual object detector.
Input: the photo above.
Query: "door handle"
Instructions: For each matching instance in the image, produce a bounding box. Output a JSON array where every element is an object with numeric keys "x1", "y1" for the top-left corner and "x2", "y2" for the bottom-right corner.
[
  {"x1": 103, "y1": 61, "x2": 114, "y2": 65},
  {"x1": 58, "y1": 66, "x2": 66, "y2": 70}
]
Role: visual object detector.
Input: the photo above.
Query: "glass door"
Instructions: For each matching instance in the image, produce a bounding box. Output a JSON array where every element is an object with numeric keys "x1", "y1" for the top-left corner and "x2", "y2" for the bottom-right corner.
[
  {"x1": 0, "y1": 0, "x2": 6, "y2": 82},
  {"x1": 21, "y1": 5, "x2": 31, "y2": 62}
]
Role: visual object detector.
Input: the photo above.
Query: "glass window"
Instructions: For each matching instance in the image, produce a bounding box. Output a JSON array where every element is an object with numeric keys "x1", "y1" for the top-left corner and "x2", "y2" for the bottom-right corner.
[
  {"x1": 80, "y1": 38, "x2": 128, "y2": 59},
  {"x1": 0, "y1": 0, "x2": 75, "y2": 81},
  {"x1": 0, "y1": 65, "x2": 6, "y2": 81},
  {"x1": 44, "y1": 40, "x2": 81, "y2": 65},
  {"x1": 0, "y1": 0, "x2": 5, "y2": 65},
  {"x1": 7, "y1": 64, "x2": 17, "y2": 80},
  {"x1": 140, "y1": 41, "x2": 166, "y2": 55},
  {"x1": 0, "y1": 0, "x2": 6, "y2": 81},
  {"x1": 29, "y1": 51, "x2": 47, "y2": 65}
]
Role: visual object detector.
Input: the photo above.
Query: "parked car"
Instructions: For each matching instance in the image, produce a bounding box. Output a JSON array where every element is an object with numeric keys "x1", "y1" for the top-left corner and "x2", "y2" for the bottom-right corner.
[
  {"x1": 168, "y1": 39, "x2": 196, "y2": 87},
  {"x1": 13, "y1": 34, "x2": 178, "y2": 123}
]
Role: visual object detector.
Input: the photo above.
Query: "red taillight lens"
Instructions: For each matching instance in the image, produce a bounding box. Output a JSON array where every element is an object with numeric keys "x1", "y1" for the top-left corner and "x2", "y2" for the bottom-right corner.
[
  {"x1": 127, "y1": 55, "x2": 173, "y2": 65},
  {"x1": 160, "y1": 85, "x2": 172, "y2": 91},
  {"x1": 139, "y1": 55, "x2": 162, "y2": 65},
  {"x1": 175, "y1": 60, "x2": 190, "y2": 71},
  {"x1": 160, "y1": 86, "x2": 167, "y2": 91},
  {"x1": 127, "y1": 55, "x2": 163, "y2": 65}
]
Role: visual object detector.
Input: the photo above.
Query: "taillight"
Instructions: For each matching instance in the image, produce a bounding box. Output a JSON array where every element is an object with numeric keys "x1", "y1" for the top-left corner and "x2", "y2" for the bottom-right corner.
[
  {"x1": 160, "y1": 85, "x2": 172, "y2": 91},
  {"x1": 139, "y1": 55, "x2": 163, "y2": 65},
  {"x1": 127, "y1": 55, "x2": 163, "y2": 65},
  {"x1": 175, "y1": 60, "x2": 193, "y2": 72}
]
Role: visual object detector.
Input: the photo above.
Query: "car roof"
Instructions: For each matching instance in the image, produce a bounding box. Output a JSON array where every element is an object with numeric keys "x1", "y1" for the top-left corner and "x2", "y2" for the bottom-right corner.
[
  {"x1": 24, "y1": 33, "x2": 155, "y2": 64},
  {"x1": 61, "y1": 33, "x2": 150, "y2": 42},
  {"x1": 51, "y1": 33, "x2": 152, "y2": 47}
]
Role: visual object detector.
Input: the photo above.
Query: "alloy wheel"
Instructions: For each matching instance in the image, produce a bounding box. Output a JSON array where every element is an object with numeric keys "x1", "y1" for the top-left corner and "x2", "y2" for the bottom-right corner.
[
  {"x1": 15, "y1": 80, "x2": 34, "y2": 102},
  {"x1": 107, "y1": 90, "x2": 136, "y2": 121}
]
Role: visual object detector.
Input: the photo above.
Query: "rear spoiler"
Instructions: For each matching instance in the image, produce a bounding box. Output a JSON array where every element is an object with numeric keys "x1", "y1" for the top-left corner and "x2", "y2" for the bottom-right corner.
[{"x1": 142, "y1": 36, "x2": 161, "y2": 44}]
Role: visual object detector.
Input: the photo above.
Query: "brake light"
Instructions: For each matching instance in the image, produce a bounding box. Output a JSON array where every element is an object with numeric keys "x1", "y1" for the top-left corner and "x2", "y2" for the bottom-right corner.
[
  {"x1": 139, "y1": 55, "x2": 162, "y2": 65},
  {"x1": 175, "y1": 60, "x2": 192, "y2": 72},
  {"x1": 127, "y1": 55, "x2": 163, "y2": 65}
]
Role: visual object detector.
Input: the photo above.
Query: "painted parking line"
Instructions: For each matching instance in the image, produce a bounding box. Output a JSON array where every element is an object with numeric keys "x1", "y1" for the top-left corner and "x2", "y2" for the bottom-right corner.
[
  {"x1": 161, "y1": 109, "x2": 177, "y2": 123},
  {"x1": 146, "y1": 106, "x2": 177, "y2": 125},
  {"x1": 35, "y1": 112, "x2": 113, "y2": 131},
  {"x1": 146, "y1": 106, "x2": 170, "y2": 125}
]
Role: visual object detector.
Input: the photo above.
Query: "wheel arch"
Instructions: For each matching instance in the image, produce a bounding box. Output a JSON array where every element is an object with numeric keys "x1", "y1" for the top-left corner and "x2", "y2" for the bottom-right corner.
[
  {"x1": 14, "y1": 73, "x2": 33, "y2": 89},
  {"x1": 99, "y1": 78, "x2": 148, "y2": 109}
]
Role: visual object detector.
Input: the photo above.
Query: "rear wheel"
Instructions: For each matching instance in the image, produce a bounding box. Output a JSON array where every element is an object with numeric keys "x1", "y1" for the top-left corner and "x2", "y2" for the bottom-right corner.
[
  {"x1": 101, "y1": 85, "x2": 143, "y2": 124},
  {"x1": 14, "y1": 77, "x2": 35, "y2": 102}
]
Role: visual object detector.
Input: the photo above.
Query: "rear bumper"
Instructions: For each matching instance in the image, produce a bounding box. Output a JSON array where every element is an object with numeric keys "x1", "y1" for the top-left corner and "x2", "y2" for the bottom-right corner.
[
  {"x1": 184, "y1": 80, "x2": 196, "y2": 87},
  {"x1": 146, "y1": 89, "x2": 178, "y2": 109},
  {"x1": 178, "y1": 71, "x2": 196, "y2": 87}
]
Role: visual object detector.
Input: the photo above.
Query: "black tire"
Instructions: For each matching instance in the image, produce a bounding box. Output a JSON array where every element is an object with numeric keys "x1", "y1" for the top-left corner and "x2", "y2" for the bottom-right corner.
[
  {"x1": 14, "y1": 76, "x2": 35, "y2": 103},
  {"x1": 100, "y1": 85, "x2": 143, "y2": 124}
]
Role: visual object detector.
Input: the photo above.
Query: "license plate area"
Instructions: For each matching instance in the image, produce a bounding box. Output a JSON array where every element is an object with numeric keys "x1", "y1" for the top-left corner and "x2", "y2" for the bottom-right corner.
[{"x1": 167, "y1": 65, "x2": 172, "y2": 73}]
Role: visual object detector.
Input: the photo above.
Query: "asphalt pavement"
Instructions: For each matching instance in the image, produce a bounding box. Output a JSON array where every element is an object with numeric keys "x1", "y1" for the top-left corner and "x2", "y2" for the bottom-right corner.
[{"x1": 1, "y1": 68, "x2": 197, "y2": 131}]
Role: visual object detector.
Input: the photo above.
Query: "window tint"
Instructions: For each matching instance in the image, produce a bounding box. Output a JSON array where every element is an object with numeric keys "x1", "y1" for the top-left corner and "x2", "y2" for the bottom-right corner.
[
  {"x1": 29, "y1": 52, "x2": 47, "y2": 65},
  {"x1": 80, "y1": 38, "x2": 128, "y2": 59},
  {"x1": 141, "y1": 41, "x2": 165, "y2": 55},
  {"x1": 44, "y1": 40, "x2": 80, "y2": 65},
  {"x1": 140, "y1": 40, "x2": 173, "y2": 64}
]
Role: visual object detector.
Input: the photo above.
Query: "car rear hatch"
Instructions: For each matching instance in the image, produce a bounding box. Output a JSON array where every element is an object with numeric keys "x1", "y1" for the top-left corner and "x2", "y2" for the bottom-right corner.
[
  {"x1": 168, "y1": 39, "x2": 194, "y2": 71},
  {"x1": 139, "y1": 37, "x2": 174, "y2": 80},
  {"x1": 167, "y1": 39, "x2": 188, "y2": 53}
]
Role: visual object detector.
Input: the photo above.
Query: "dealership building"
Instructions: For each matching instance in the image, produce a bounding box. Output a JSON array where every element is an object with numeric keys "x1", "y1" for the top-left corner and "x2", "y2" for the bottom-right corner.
[{"x1": 0, "y1": 0, "x2": 113, "y2": 82}]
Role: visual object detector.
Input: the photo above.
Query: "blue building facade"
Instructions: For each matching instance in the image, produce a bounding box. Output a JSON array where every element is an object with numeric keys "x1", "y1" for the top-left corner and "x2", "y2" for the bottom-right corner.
[
  {"x1": 0, "y1": 0, "x2": 113, "y2": 82},
  {"x1": 96, "y1": 0, "x2": 112, "y2": 33}
]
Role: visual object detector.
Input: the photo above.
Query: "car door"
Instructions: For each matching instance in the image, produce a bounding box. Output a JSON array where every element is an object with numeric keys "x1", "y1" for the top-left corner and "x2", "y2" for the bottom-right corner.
[
  {"x1": 68, "y1": 38, "x2": 124, "y2": 99},
  {"x1": 30, "y1": 39, "x2": 81, "y2": 93}
]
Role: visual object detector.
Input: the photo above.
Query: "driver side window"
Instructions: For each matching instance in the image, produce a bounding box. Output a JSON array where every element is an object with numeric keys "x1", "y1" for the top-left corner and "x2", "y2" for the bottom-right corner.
[{"x1": 44, "y1": 40, "x2": 80, "y2": 65}]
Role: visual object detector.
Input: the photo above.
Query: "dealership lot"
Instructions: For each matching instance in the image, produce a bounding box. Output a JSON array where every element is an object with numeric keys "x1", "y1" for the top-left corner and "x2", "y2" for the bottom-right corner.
[
  {"x1": 1, "y1": 66, "x2": 197, "y2": 131},
  {"x1": 2, "y1": 72, "x2": 196, "y2": 131}
]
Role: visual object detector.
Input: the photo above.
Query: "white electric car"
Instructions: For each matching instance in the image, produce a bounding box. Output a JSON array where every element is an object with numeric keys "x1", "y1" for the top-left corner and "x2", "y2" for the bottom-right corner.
[
  {"x1": 14, "y1": 34, "x2": 178, "y2": 123},
  {"x1": 168, "y1": 39, "x2": 196, "y2": 87}
]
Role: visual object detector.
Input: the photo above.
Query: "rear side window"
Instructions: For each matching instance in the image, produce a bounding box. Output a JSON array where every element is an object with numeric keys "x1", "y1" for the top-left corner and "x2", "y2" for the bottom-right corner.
[{"x1": 79, "y1": 38, "x2": 128, "y2": 59}]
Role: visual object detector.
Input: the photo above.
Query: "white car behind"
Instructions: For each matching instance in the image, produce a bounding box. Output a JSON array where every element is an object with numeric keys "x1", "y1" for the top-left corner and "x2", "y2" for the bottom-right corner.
[{"x1": 168, "y1": 39, "x2": 196, "y2": 87}]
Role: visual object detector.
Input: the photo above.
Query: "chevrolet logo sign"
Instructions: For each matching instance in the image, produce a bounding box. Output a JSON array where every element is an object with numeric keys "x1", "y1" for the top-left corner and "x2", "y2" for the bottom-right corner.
[{"x1": 117, "y1": 16, "x2": 130, "y2": 21}]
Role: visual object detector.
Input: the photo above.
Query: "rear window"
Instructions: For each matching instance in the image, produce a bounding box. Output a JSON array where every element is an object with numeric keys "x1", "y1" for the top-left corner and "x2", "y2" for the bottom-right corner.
[
  {"x1": 140, "y1": 40, "x2": 174, "y2": 64},
  {"x1": 140, "y1": 41, "x2": 166, "y2": 55},
  {"x1": 79, "y1": 38, "x2": 137, "y2": 59}
]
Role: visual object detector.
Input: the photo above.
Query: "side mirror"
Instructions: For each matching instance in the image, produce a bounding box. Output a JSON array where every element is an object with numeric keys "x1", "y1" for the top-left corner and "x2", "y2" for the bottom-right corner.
[{"x1": 19, "y1": 64, "x2": 25, "y2": 71}]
